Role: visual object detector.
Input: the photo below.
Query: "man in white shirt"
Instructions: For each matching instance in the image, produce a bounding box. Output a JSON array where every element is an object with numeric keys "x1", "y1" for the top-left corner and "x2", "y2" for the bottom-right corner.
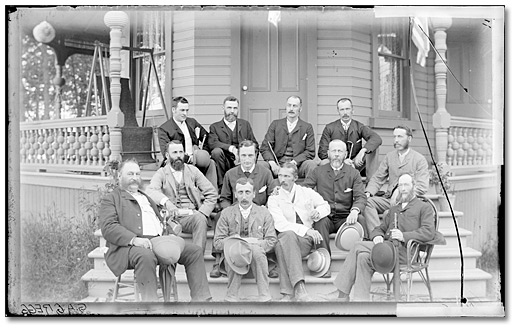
[
  {"x1": 267, "y1": 162, "x2": 331, "y2": 301},
  {"x1": 146, "y1": 140, "x2": 219, "y2": 252},
  {"x1": 158, "y1": 96, "x2": 218, "y2": 189},
  {"x1": 99, "y1": 158, "x2": 211, "y2": 301},
  {"x1": 363, "y1": 125, "x2": 429, "y2": 236}
]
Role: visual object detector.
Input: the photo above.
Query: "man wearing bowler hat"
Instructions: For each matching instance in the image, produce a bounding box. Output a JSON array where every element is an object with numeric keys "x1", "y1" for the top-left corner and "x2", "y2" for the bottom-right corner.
[
  {"x1": 302, "y1": 139, "x2": 367, "y2": 277},
  {"x1": 99, "y1": 158, "x2": 211, "y2": 302},
  {"x1": 146, "y1": 140, "x2": 219, "y2": 252},
  {"x1": 158, "y1": 96, "x2": 218, "y2": 189},
  {"x1": 214, "y1": 177, "x2": 277, "y2": 302},
  {"x1": 324, "y1": 173, "x2": 441, "y2": 301},
  {"x1": 268, "y1": 162, "x2": 331, "y2": 301}
]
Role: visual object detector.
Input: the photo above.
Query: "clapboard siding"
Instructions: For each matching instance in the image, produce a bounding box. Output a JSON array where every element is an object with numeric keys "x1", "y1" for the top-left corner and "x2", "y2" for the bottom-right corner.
[{"x1": 172, "y1": 11, "x2": 236, "y2": 129}]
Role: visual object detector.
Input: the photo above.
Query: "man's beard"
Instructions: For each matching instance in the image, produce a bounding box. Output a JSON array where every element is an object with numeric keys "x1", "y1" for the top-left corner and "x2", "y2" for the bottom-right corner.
[
  {"x1": 330, "y1": 157, "x2": 344, "y2": 168},
  {"x1": 394, "y1": 140, "x2": 409, "y2": 150},
  {"x1": 224, "y1": 112, "x2": 237, "y2": 122},
  {"x1": 398, "y1": 190, "x2": 414, "y2": 203},
  {"x1": 170, "y1": 157, "x2": 184, "y2": 171}
]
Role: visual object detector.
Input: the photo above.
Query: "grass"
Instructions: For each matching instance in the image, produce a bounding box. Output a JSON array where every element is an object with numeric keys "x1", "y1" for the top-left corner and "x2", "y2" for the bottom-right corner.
[{"x1": 20, "y1": 191, "x2": 101, "y2": 302}]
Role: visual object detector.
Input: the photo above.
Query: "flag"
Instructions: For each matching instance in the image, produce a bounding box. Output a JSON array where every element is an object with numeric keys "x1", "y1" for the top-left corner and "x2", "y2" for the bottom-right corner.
[{"x1": 412, "y1": 17, "x2": 430, "y2": 67}]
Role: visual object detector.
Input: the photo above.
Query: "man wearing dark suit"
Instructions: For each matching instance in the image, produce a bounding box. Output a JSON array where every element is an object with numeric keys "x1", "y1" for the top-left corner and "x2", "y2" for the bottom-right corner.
[
  {"x1": 318, "y1": 98, "x2": 382, "y2": 174},
  {"x1": 208, "y1": 96, "x2": 258, "y2": 191},
  {"x1": 302, "y1": 139, "x2": 367, "y2": 278},
  {"x1": 259, "y1": 95, "x2": 317, "y2": 179},
  {"x1": 209, "y1": 140, "x2": 278, "y2": 278},
  {"x1": 99, "y1": 158, "x2": 211, "y2": 302},
  {"x1": 158, "y1": 96, "x2": 218, "y2": 189}
]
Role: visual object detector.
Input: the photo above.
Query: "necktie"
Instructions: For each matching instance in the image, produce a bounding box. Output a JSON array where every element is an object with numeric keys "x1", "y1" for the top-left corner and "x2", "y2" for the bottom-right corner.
[
  {"x1": 291, "y1": 192, "x2": 303, "y2": 224},
  {"x1": 244, "y1": 171, "x2": 251, "y2": 177},
  {"x1": 334, "y1": 169, "x2": 339, "y2": 176}
]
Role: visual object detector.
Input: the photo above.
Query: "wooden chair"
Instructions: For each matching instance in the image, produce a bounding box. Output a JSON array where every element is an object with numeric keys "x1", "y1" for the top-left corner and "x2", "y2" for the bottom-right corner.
[
  {"x1": 111, "y1": 265, "x2": 178, "y2": 302},
  {"x1": 374, "y1": 195, "x2": 441, "y2": 302}
]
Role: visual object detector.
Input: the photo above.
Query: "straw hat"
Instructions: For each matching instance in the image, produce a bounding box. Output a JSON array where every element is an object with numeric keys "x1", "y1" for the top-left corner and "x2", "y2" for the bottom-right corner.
[
  {"x1": 335, "y1": 222, "x2": 364, "y2": 251},
  {"x1": 306, "y1": 248, "x2": 331, "y2": 278},
  {"x1": 151, "y1": 235, "x2": 185, "y2": 266},
  {"x1": 223, "y1": 237, "x2": 252, "y2": 275}
]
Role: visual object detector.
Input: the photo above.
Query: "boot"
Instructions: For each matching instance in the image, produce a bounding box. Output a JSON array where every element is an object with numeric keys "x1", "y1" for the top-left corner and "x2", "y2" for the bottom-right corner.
[
  {"x1": 210, "y1": 254, "x2": 222, "y2": 278},
  {"x1": 294, "y1": 280, "x2": 312, "y2": 302}
]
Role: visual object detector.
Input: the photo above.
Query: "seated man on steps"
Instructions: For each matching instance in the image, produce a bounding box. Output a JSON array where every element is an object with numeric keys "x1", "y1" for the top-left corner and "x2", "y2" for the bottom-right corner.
[
  {"x1": 210, "y1": 139, "x2": 278, "y2": 278},
  {"x1": 146, "y1": 140, "x2": 219, "y2": 252},
  {"x1": 324, "y1": 173, "x2": 440, "y2": 301},
  {"x1": 267, "y1": 162, "x2": 331, "y2": 301},
  {"x1": 302, "y1": 139, "x2": 367, "y2": 278},
  {"x1": 213, "y1": 177, "x2": 277, "y2": 302},
  {"x1": 99, "y1": 158, "x2": 211, "y2": 302}
]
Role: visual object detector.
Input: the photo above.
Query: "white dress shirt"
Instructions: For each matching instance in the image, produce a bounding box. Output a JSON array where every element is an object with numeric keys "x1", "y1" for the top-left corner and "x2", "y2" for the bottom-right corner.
[
  {"x1": 174, "y1": 119, "x2": 193, "y2": 155},
  {"x1": 129, "y1": 191, "x2": 163, "y2": 236}
]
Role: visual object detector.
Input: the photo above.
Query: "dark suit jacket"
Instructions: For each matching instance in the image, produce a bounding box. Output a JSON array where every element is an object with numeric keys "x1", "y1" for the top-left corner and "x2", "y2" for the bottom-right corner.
[
  {"x1": 158, "y1": 117, "x2": 210, "y2": 159},
  {"x1": 259, "y1": 118, "x2": 315, "y2": 166},
  {"x1": 99, "y1": 188, "x2": 165, "y2": 277},
  {"x1": 208, "y1": 118, "x2": 258, "y2": 152},
  {"x1": 318, "y1": 119, "x2": 382, "y2": 160},
  {"x1": 302, "y1": 163, "x2": 367, "y2": 218}
]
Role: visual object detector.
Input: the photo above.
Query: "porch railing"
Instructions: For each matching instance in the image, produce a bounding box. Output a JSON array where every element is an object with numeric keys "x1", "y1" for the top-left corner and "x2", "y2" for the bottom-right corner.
[
  {"x1": 447, "y1": 116, "x2": 494, "y2": 170},
  {"x1": 20, "y1": 116, "x2": 111, "y2": 174}
]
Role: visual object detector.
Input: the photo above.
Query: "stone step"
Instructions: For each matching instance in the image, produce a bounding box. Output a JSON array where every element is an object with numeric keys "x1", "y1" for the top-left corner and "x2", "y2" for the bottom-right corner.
[
  {"x1": 438, "y1": 211, "x2": 465, "y2": 229},
  {"x1": 81, "y1": 266, "x2": 491, "y2": 302},
  {"x1": 438, "y1": 228, "x2": 471, "y2": 248}
]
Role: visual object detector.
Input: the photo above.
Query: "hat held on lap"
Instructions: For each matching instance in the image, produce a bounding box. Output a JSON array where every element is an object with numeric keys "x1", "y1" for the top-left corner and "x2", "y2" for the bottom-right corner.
[
  {"x1": 194, "y1": 149, "x2": 211, "y2": 169},
  {"x1": 151, "y1": 235, "x2": 185, "y2": 265},
  {"x1": 223, "y1": 237, "x2": 252, "y2": 275},
  {"x1": 335, "y1": 222, "x2": 364, "y2": 251},
  {"x1": 370, "y1": 241, "x2": 397, "y2": 274},
  {"x1": 307, "y1": 248, "x2": 331, "y2": 278}
]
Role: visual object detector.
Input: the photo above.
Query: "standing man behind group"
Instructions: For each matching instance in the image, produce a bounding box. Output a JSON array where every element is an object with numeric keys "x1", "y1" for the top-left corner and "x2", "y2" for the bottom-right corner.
[
  {"x1": 158, "y1": 96, "x2": 218, "y2": 189},
  {"x1": 318, "y1": 98, "x2": 382, "y2": 174},
  {"x1": 259, "y1": 96, "x2": 317, "y2": 179},
  {"x1": 363, "y1": 125, "x2": 429, "y2": 236},
  {"x1": 208, "y1": 96, "x2": 258, "y2": 192}
]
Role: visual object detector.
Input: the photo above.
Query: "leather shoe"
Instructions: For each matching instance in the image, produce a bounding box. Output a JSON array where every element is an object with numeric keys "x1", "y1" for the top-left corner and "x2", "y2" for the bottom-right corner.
[
  {"x1": 210, "y1": 263, "x2": 221, "y2": 278},
  {"x1": 294, "y1": 281, "x2": 312, "y2": 302},
  {"x1": 268, "y1": 269, "x2": 279, "y2": 278},
  {"x1": 318, "y1": 289, "x2": 349, "y2": 301},
  {"x1": 279, "y1": 294, "x2": 293, "y2": 302}
]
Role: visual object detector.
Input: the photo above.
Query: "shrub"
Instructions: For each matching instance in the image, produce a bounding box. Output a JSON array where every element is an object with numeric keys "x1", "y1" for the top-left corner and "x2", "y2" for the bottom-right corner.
[{"x1": 20, "y1": 200, "x2": 98, "y2": 302}]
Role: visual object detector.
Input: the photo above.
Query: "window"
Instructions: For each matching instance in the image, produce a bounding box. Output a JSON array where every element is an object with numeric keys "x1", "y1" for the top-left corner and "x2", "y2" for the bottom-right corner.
[
  {"x1": 376, "y1": 17, "x2": 409, "y2": 117},
  {"x1": 133, "y1": 11, "x2": 167, "y2": 112}
]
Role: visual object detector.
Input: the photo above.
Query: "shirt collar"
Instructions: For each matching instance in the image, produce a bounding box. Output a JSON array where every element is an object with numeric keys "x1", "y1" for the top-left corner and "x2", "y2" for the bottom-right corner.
[
  {"x1": 398, "y1": 148, "x2": 411, "y2": 159},
  {"x1": 341, "y1": 119, "x2": 352, "y2": 128},
  {"x1": 174, "y1": 118, "x2": 186, "y2": 127},
  {"x1": 239, "y1": 204, "x2": 253, "y2": 214},
  {"x1": 224, "y1": 118, "x2": 236, "y2": 127},
  {"x1": 287, "y1": 118, "x2": 299, "y2": 126},
  {"x1": 331, "y1": 163, "x2": 344, "y2": 172},
  {"x1": 169, "y1": 164, "x2": 183, "y2": 174},
  {"x1": 241, "y1": 164, "x2": 255, "y2": 173}
]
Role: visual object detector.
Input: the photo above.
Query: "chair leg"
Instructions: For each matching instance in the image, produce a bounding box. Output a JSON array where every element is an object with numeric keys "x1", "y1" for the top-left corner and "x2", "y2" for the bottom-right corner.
[
  {"x1": 424, "y1": 268, "x2": 433, "y2": 302},
  {"x1": 406, "y1": 272, "x2": 413, "y2": 302},
  {"x1": 112, "y1": 275, "x2": 121, "y2": 302}
]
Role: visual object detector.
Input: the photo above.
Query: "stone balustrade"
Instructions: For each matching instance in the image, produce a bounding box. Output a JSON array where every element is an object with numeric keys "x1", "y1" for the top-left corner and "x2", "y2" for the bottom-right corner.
[
  {"x1": 20, "y1": 116, "x2": 111, "y2": 172},
  {"x1": 447, "y1": 116, "x2": 494, "y2": 167}
]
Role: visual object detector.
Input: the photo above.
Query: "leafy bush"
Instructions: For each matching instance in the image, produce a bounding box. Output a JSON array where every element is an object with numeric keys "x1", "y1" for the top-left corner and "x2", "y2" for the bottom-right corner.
[{"x1": 20, "y1": 199, "x2": 99, "y2": 302}]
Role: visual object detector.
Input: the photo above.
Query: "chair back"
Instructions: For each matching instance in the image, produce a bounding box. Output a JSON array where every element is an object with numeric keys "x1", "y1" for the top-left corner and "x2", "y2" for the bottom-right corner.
[{"x1": 410, "y1": 195, "x2": 439, "y2": 268}]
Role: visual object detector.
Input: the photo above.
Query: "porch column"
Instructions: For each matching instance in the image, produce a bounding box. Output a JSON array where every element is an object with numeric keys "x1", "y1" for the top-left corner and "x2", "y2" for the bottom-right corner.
[
  {"x1": 430, "y1": 17, "x2": 452, "y2": 164},
  {"x1": 104, "y1": 11, "x2": 128, "y2": 162}
]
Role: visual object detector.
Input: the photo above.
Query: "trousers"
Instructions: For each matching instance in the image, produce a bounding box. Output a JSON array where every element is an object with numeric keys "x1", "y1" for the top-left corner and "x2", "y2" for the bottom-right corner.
[
  {"x1": 177, "y1": 210, "x2": 208, "y2": 251},
  {"x1": 363, "y1": 196, "x2": 391, "y2": 236},
  {"x1": 313, "y1": 214, "x2": 367, "y2": 254}
]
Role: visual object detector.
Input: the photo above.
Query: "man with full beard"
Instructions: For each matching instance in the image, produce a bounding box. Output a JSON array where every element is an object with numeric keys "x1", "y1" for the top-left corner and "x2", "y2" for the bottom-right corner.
[
  {"x1": 208, "y1": 96, "x2": 258, "y2": 192},
  {"x1": 146, "y1": 140, "x2": 219, "y2": 252},
  {"x1": 324, "y1": 173, "x2": 439, "y2": 301},
  {"x1": 301, "y1": 139, "x2": 367, "y2": 278},
  {"x1": 363, "y1": 125, "x2": 429, "y2": 236}
]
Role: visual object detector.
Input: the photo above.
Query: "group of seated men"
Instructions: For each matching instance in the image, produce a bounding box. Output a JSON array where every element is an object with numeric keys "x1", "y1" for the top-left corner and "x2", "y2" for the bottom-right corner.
[{"x1": 99, "y1": 94, "x2": 439, "y2": 302}]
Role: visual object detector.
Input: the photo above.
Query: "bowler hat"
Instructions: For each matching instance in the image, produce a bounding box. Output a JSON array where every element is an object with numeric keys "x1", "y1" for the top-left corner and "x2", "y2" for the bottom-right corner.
[
  {"x1": 370, "y1": 241, "x2": 397, "y2": 274},
  {"x1": 151, "y1": 235, "x2": 185, "y2": 266},
  {"x1": 307, "y1": 248, "x2": 331, "y2": 278},
  {"x1": 194, "y1": 149, "x2": 211, "y2": 169},
  {"x1": 223, "y1": 237, "x2": 252, "y2": 275},
  {"x1": 335, "y1": 222, "x2": 364, "y2": 251}
]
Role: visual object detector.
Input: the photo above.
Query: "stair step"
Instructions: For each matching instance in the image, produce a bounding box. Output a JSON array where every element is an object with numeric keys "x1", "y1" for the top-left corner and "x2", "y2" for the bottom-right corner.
[
  {"x1": 81, "y1": 266, "x2": 491, "y2": 302},
  {"x1": 438, "y1": 228, "x2": 471, "y2": 248},
  {"x1": 429, "y1": 247, "x2": 481, "y2": 270}
]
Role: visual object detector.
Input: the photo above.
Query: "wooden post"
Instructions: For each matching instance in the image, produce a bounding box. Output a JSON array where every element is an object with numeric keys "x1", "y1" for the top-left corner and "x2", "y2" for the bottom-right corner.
[
  {"x1": 104, "y1": 11, "x2": 128, "y2": 162},
  {"x1": 430, "y1": 17, "x2": 452, "y2": 164}
]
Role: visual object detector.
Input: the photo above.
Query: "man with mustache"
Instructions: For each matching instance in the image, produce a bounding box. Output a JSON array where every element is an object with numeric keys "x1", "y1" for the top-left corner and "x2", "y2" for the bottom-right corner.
[
  {"x1": 317, "y1": 98, "x2": 382, "y2": 174},
  {"x1": 324, "y1": 173, "x2": 442, "y2": 301},
  {"x1": 268, "y1": 162, "x2": 331, "y2": 301},
  {"x1": 210, "y1": 140, "x2": 278, "y2": 278},
  {"x1": 213, "y1": 177, "x2": 277, "y2": 301},
  {"x1": 259, "y1": 95, "x2": 317, "y2": 179},
  {"x1": 99, "y1": 158, "x2": 212, "y2": 302},
  {"x1": 363, "y1": 125, "x2": 429, "y2": 236},
  {"x1": 208, "y1": 96, "x2": 258, "y2": 192},
  {"x1": 146, "y1": 140, "x2": 219, "y2": 251},
  {"x1": 302, "y1": 139, "x2": 367, "y2": 277},
  {"x1": 158, "y1": 96, "x2": 218, "y2": 189}
]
